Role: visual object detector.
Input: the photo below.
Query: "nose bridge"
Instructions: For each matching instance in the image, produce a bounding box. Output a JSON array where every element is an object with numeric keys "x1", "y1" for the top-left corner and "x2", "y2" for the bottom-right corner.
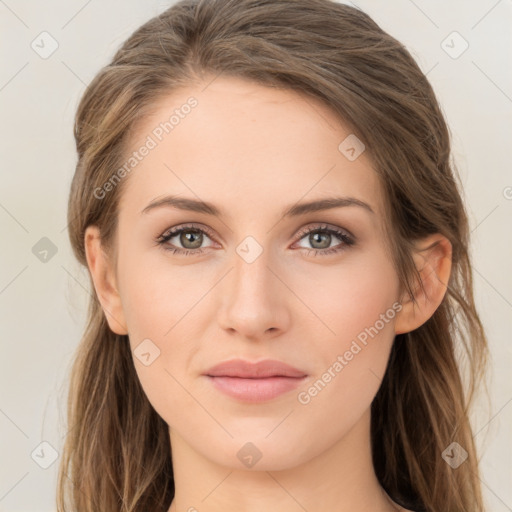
[
  {"x1": 217, "y1": 237, "x2": 289, "y2": 337},
  {"x1": 235, "y1": 242, "x2": 273, "y2": 296}
]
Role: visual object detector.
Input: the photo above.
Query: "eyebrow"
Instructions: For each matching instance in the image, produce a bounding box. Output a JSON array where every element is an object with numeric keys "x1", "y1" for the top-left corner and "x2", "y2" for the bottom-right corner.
[{"x1": 140, "y1": 195, "x2": 375, "y2": 217}]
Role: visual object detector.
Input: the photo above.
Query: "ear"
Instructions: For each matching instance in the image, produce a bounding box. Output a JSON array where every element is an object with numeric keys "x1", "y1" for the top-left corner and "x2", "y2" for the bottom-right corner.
[
  {"x1": 84, "y1": 225, "x2": 128, "y2": 335},
  {"x1": 394, "y1": 234, "x2": 452, "y2": 335}
]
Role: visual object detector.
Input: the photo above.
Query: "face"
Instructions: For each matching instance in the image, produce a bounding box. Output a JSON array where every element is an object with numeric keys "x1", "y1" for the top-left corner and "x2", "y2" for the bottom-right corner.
[{"x1": 103, "y1": 75, "x2": 403, "y2": 470}]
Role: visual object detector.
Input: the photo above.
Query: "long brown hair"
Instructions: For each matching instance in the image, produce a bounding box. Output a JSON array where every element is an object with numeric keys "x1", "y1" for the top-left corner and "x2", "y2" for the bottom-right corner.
[{"x1": 58, "y1": 1, "x2": 490, "y2": 510}]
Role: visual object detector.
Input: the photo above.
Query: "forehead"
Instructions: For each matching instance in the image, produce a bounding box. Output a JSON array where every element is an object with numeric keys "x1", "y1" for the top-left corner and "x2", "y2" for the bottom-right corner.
[{"x1": 117, "y1": 75, "x2": 385, "y2": 226}]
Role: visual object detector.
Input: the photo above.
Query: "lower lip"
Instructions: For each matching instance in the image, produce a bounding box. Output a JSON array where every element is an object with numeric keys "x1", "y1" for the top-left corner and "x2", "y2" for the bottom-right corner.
[{"x1": 205, "y1": 375, "x2": 307, "y2": 402}]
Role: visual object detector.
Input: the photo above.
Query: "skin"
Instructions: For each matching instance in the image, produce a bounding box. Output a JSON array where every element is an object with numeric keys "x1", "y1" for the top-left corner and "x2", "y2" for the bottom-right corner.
[{"x1": 85, "y1": 75, "x2": 452, "y2": 512}]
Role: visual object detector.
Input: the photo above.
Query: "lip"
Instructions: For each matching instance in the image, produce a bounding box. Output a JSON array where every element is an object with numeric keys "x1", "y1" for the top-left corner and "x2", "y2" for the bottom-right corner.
[{"x1": 203, "y1": 359, "x2": 308, "y2": 403}]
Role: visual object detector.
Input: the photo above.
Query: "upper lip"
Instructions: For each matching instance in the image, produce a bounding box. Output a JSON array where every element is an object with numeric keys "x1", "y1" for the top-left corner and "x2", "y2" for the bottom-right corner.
[{"x1": 204, "y1": 359, "x2": 307, "y2": 378}]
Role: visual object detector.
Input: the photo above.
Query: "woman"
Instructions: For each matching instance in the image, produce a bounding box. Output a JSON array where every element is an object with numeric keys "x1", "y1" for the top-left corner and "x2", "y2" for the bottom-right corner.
[{"x1": 58, "y1": 0, "x2": 489, "y2": 511}]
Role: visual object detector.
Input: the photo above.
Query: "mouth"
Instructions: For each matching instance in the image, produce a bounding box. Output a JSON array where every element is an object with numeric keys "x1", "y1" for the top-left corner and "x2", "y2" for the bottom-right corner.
[{"x1": 203, "y1": 359, "x2": 308, "y2": 403}]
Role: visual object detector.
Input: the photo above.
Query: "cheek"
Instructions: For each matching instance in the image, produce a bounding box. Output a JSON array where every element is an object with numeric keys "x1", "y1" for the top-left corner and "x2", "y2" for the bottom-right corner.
[
  {"x1": 118, "y1": 250, "x2": 201, "y2": 340},
  {"x1": 293, "y1": 261, "x2": 399, "y2": 442},
  {"x1": 116, "y1": 251, "x2": 206, "y2": 417},
  {"x1": 296, "y1": 250, "x2": 399, "y2": 397},
  {"x1": 295, "y1": 247, "x2": 400, "y2": 345}
]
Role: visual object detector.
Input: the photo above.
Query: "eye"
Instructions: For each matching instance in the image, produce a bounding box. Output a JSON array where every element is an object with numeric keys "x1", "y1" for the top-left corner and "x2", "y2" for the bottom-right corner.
[
  {"x1": 155, "y1": 223, "x2": 355, "y2": 257},
  {"x1": 155, "y1": 223, "x2": 217, "y2": 256},
  {"x1": 293, "y1": 224, "x2": 355, "y2": 256}
]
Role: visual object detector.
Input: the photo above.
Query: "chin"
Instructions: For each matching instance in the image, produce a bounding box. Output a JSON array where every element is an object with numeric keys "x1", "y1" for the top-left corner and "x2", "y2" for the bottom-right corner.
[{"x1": 198, "y1": 434, "x2": 313, "y2": 472}]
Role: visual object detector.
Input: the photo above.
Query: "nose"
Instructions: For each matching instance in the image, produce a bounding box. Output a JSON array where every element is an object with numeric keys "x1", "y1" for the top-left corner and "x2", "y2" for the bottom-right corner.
[{"x1": 217, "y1": 243, "x2": 291, "y2": 341}]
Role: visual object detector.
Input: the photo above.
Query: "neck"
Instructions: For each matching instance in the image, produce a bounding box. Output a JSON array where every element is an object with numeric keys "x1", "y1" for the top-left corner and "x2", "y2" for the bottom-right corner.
[{"x1": 167, "y1": 408, "x2": 404, "y2": 512}]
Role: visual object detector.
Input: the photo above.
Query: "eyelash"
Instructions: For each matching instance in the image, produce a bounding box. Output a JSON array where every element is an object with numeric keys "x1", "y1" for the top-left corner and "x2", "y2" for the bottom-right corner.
[{"x1": 155, "y1": 223, "x2": 355, "y2": 257}]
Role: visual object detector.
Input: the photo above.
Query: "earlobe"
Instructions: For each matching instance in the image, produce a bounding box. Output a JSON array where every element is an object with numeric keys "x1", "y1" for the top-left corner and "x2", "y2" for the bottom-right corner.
[
  {"x1": 84, "y1": 226, "x2": 128, "y2": 335},
  {"x1": 394, "y1": 234, "x2": 452, "y2": 335}
]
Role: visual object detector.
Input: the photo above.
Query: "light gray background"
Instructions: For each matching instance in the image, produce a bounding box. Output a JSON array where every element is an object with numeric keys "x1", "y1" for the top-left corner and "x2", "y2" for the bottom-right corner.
[{"x1": 1, "y1": 0, "x2": 511, "y2": 510}]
